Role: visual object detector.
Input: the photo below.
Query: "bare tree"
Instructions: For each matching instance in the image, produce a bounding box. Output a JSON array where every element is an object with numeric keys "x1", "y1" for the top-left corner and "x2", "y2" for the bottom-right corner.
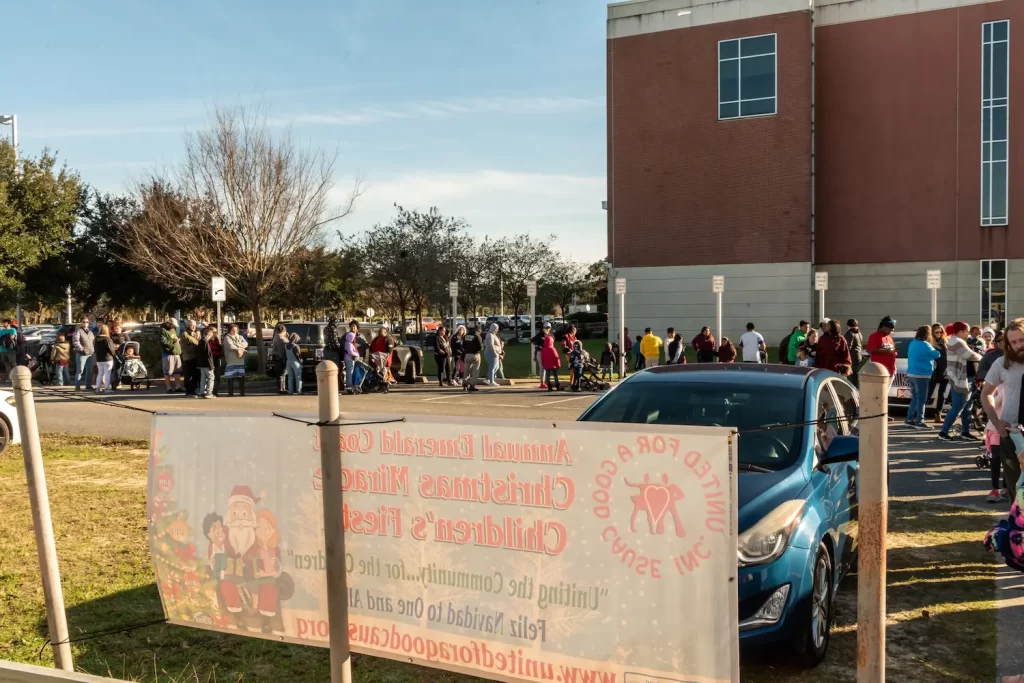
[
  {"x1": 117, "y1": 107, "x2": 358, "y2": 371},
  {"x1": 492, "y1": 234, "x2": 554, "y2": 329}
]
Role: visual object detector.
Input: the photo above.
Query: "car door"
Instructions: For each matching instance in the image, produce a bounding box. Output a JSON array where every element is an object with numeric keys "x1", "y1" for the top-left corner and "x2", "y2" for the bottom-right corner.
[
  {"x1": 811, "y1": 381, "x2": 856, "y2": 578},
  {"x1": 829, "y1": 379, "x2": 860, "y2": 576}
]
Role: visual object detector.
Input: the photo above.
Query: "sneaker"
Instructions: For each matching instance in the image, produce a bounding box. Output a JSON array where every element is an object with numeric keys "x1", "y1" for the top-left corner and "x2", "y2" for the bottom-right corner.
[
  {"x1": 913, "y1": 422, "x2": 933, "y2": 430},
  {"x1": 988, "y1": 489, "x2": 1002, "y2": 503},
  {"x1": 903, "y1": 421, "x2": 915, "y2": 428},
  {"x1": 1000, "y1": 488, "x2": 1011, "y2": 501},
  {"x1": 937, "y1": 433, "x2": 954, "y2": 442},
  {"x1": 539, "y1": 383, "x2": 548, "y2": 390},
  {"x1": 961, "y1": 433, "x2": 979, "y2": 441}
]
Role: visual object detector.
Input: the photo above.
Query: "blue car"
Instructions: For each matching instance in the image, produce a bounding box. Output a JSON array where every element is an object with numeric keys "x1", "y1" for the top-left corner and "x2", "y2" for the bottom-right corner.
[{"x1": 578, "y1": 364, "x2": 860, "y2": 667}]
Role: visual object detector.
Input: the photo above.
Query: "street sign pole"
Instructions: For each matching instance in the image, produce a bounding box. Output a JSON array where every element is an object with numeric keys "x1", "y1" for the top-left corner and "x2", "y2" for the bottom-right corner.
[
  {"x1": 927, "y1": 270, "x2": 942, "y2": 323},
  {"x1": 527, "y1": 280, "x2": 538, "y2": 377},
  {"x1": 615, "y1": 277, "x2": 626, "y2": 378},
  {"x1": 815, "y1": 272, "x2": 829, "y2": 322},
  {"x1": 712, "y1": 276, "x2": 724, "y2": 343},
  {"x1": 449, "y1": 281, "x2": 459, "y2": 333}
]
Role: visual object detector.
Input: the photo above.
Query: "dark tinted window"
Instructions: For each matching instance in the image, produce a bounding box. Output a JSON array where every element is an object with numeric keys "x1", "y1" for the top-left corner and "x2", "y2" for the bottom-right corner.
[
  {"x1": 893, "y1": 337, "x2": 911, "y2": 359},
  {"x1": 580, "y1": 381, "x2": 806, "y2": 470},
  {"x1": 284, "y1": 324, "x2": 324, "y2": 344}
]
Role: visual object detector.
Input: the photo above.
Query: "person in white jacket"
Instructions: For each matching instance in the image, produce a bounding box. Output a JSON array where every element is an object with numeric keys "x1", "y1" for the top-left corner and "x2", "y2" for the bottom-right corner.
[
  {"x1": 483, "y1": 323, "x2": 503, "y2": 386},
  {"x1": 939, "y1": 321, "x2": 984, "y2": 441}
]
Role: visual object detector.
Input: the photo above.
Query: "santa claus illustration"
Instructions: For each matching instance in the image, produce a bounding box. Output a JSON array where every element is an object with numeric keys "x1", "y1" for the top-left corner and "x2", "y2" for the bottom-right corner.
[{"x1": 218, "y1": 485, "x2": 261, "y2": 615}]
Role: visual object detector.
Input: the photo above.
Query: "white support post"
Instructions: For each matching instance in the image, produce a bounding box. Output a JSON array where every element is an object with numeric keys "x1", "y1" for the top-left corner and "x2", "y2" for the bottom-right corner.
[
  {"x1": 529, "y1": 294, "x2": 537, "y2": 377},
  {"x1": 11, "y1": 366, "x2": 74, "y2": 671},
  {"x1": 66, "y1": 286, "x2": 73, "y2": 325},
  {"x1": 716, "y1": 292, "x2": 723, "y2": 345},
  {"x1": 316, "y1": 361, "x2": 352, "y2": 683},
  {"x1": 819, "y1": 289, "x2": 826, "y2": 324},
  {"x1": 857, "y1": 362, "x2": 889, "y2": 683},
  {"x1": 619, "y1": 291, "x2": 626, "y2": 379},
  {"x1": 930, "y1": 289, "x2": 937, "y2": 324},
  {"x1": 451, "y1": 296, "x2": 457, "y2": 332}
]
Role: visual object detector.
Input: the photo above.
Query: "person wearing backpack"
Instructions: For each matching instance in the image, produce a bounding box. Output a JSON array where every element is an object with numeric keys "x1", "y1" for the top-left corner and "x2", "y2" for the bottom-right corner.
[{"x1": 0, "y1": 320, "x2": 16, "y2": 383}]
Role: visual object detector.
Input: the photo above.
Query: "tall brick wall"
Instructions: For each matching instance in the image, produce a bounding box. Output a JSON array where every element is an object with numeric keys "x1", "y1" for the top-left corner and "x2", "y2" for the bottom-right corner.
[{"x1": 607, "y1": 11, "x2": 812, "y2": 268}]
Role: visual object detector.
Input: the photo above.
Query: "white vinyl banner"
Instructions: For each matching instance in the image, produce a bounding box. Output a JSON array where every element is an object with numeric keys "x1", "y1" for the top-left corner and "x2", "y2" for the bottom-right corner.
[{"x1": 148, "y1": 414, "x2": 738, "y2": 683}]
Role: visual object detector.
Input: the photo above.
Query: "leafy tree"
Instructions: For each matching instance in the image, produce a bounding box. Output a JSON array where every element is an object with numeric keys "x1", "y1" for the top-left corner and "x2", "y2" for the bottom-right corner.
[
  {"x1": 271, "y1": 245, "x2": 365, "y2": 319},
  {"x1": 491, "y1": 234, "x2": 554, "y2": 324},
  {"x1": 0, "y1": 141, "x2": 84, "y2": 291},
  {"x1": 540, "y1": 257, "x2": 587, "y2": 317},
  {"x1": 581, "y1": 260, "x2": 609, "y2": 307}
]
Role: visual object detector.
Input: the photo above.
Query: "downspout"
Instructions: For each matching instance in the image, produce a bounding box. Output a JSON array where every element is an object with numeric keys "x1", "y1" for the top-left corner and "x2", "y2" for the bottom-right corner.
[{"x1": 810, "y1": 1, "x2": 817, "y2": 280}]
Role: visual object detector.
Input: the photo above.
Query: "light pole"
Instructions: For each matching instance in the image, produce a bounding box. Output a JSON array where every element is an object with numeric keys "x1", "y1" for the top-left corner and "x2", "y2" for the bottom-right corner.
[{"x1": 3, "y1": 115, "x2": 20, "y2": 327}]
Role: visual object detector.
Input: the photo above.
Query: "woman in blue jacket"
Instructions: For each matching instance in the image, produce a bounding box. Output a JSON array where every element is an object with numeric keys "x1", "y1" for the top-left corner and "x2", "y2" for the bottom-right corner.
[{"x1": 906, "y1": 325, "x2": 941, "y2": 428}]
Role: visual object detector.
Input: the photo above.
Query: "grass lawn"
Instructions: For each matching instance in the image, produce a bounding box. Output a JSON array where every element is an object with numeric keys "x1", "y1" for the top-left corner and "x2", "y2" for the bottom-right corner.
[{"x1": 0, "y1": 437, "x2": 997, "y2": 682}]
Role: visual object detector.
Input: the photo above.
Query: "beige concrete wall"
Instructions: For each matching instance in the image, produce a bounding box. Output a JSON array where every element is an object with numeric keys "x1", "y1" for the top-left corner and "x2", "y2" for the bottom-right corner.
[
  {"x1": 607, "y1": 262, "x2": 814, "y2": 349},
  {"x1": 608, "y1": 0, "x2": 1003, "y2": 37}
]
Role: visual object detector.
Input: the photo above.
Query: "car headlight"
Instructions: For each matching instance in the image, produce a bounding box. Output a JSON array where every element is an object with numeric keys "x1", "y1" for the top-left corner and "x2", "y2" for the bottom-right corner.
[
  {"x1": 4, "y1": 396, "x2": 14, "y2": 406},
  {"x1": 737, "y1": 500, "x2": 806, "y2": 567}
]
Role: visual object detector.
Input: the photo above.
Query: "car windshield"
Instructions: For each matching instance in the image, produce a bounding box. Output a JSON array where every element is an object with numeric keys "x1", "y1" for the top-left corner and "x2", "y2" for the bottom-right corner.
[
  {"x1": 894, "y1": 337, "x2": 911, "y2": 359},
  {"x1": 283, "y1": 324, "x2": 323, "y2": 345},
  {"x1": 580, "y1": 381, "x2": 806, "y2": 470}
]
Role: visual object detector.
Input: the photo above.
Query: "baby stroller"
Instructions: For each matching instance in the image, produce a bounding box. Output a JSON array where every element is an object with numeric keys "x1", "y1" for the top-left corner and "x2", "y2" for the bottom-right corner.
[
  {"x1": 578, "y1": 354, "x2": 611, "y2": 392},
  {"x1": 350, "y1": 354, "x2": 390, "y2": 395},
  {"x1": 34, "y1": 343, "x2": 54, "y2": 385},
  {"x1": 118, "y1": 342, "x2": 150, "y2": 390}
]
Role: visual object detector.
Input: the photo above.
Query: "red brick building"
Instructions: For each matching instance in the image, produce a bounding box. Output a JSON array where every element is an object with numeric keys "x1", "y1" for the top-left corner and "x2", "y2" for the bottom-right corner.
[{"x1": 607, "y1": 0, "x2": 1022, "y2": 344}]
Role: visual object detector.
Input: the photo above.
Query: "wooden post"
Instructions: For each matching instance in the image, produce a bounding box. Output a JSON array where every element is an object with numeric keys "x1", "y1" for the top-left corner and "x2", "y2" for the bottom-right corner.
[
  {"x1": 316, "y1": 361, "x2": 352, "y2": 683},
  {"x1": 10, "y1": 366, "x2": 74, "y2": 671},
  {"x1": 857, "y1": 361, "x2": 889, "y2": 683}
]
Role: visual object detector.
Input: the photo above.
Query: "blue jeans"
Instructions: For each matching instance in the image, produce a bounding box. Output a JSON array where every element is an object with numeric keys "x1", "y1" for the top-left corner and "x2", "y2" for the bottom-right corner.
[
  {"x1": 959, "y1": 382, "x2": 976, "y2": 427},
  {"x1": 344, "y1": 358, "x2": 355, "y2": 390},
  {"x1": 74, "y1": 354, "x2": 94, "y2": 390},
  {"x1": 485, "y1": 351, "x2": 498, "y2": 385},
  {"x1": 940, "y1": 387, "x2": 969, "y2": 435},
  {"x1": 906, "y1": 376, "x2": 930, "y2": 424},
  {"x1": 199, "y1": 367, "x2": 215, "y2": 396},
  {"x1": 53, "y1": 364, "x2": 70, "y2": 386},
  {"x1": 286, "y1": 360, "x2": 303, "y2": 394}
]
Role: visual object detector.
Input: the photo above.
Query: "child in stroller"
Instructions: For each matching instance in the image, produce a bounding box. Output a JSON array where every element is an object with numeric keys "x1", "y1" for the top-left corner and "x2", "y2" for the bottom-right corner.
[
  {"x1": 570, "y1": 341, "x2": 611, "y2": 392},
  {"x1": 349, "y1": 352, "x2": 392, "y2": 394},
  {"x1": 118, "y1": 342, "x2": 150, "y2": 390}
]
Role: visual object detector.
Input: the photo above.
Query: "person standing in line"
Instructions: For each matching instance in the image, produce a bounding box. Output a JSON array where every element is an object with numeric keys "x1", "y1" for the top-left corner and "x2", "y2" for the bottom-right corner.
[
  {"x1": 938, "y1": 321, "x2": 984, "y2": 442},
  {"x1": 815, "y1": 320, "x2": 852, "y2": 375},
  {"x1": 532, "y1": 322, "x2": 550, "y2": 388},
  {"x1": 324, "y1": 316, "x2": 341, "y2": 367},
  {"x1": 979, "y1": 330, "x2": 1007, "y2": 502},
  {"x1": 208, "y1": 326, "x2": 224, "y2": 396},
  {"x1": 284, "y1": 332, "x2": 303, "y2": 396},
  {"x1": 717, "y1": 337, "x2": 737, "y2": 363},
  {"x1": 462, "y1": 327, "x2": 483, "y2": 392},
  {"x1": 0, "y1": 320, "x2": 17, "y2": 383},
  {"x1": 665, "y1": 327, "x2": 676, "y2": 364},
  {"x1": 981, "y1": 318, "x2": 1024, "y2": 499},
  {"x1": 600, "y1": 343, "x2": 615, "y2": 380},
  {"x1": 866, "y1": 316, "x2": 898, "y2": 417},
  {"x1": 569, "y1": 340, "x2": 585, "y2": 391},
  {"x1": 905, "y1": 325, "x2": 941, "y2": 429},
  {"x1": 484, "y1": 323, "x2": 503, "y2": 386},
  {"x1": 434, "y1": 325, "x2": 452, "y2": 387},
  {"x1": 71, "y1": 318, "x2": 96, "y2": 391},
  {"x1": 634, "y1": 335, "x2": 644, "y2": 371},
  {"x1": 160, "y1": 319, "x2": 183, "y2": 394},
  {"x1": 787, "y1": 321, "x2": 810, "y2": 364},
  {"x1": 963, "y1": 325, "x2": 986, "y2": 430},
  {"x1": 223, "y1": 323, "x2": 249, "y2": 396},
  {"x1": 979, "y1": 329, "x2": 1005, "y2": 382},
  {"x1": 844, "y1": 319, "x2": 864, "y2": 386},
  {"x1": 739, "y1": 322, "x2": 765, "y2": 363},
  {"x1": 802, "y1": 328, "x2": 820, "y2": 365},
  {"x1": 496, "y1": 337, "x2": 507, "y2": 381},
  {"x1": 640, "y1": 328, "x2": 663, "y2": 368},
  {"x1": 541, "y1": 334, "x2": 562, "y2": 391},
  {"x1": 561, "y1": 325, "x2": 578, "y2": 365},
  {"x1": 667, "y1": 333, "x2": 685, "y2": 365},
  {"x1": 691, "y1": 327, "x2": 717, "y2": 363},
  {"x1": 197, "y1": 326, "x2": 218, "y2": 398},
  {"x1": 11, "y1": 321, "x2": 27, "y2": 369},
  {"x1": 93, "y1": 324, "x2": 117, "y2": 394},
  {"x1": 927, "y1": 323, "x2": 950, "y2": 423},
  {"x1": 341, "y1": 321, "x2": 360, "y2": 395},
  {"x1": 451, "y1": 325, "x2": 467, "y2": 386},
  {"x1": 181, "y1": 320, "x2": 201, "y2": 397},
  {"x1": 51, "y1": 333, "x2": 71, "y2": 386},
  {"x1": 273, "y1": 324, "x2": 289, "y2": 395},
  {"x1": 622, "y1": 328, "x2": 633, "y2": 376}
]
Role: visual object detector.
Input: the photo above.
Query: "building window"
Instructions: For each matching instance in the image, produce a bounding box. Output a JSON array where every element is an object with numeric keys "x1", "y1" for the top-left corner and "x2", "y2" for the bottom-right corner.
[
  {"x1": 719, "y1": 34, "x2": 777, "y2": 120},
  {"x1": 982, "y1": 20, "x2": 1010, "y2": 226},
  {"x1": 981, "y1": 259, "x2": 1007, "y2": 329}
]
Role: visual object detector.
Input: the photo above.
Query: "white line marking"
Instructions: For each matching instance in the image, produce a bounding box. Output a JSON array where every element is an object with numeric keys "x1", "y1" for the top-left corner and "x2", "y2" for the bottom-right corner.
[
  {"x1": 533, "y1": 396, "x2": 593, "y2": 407},
  {"x1": 420, "y1": 394, "x2": 467, "y2": 402}
]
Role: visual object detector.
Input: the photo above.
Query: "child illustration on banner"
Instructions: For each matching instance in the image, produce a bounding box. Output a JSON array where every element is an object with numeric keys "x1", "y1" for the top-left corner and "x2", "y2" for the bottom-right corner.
[{"x1": 247, "y1": 509, "x2": 282, "y2": 621}]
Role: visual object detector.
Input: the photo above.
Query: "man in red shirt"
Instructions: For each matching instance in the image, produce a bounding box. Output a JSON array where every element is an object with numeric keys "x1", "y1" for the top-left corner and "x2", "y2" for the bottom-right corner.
[{"x1": 866, "y1": 316, "x2": 898, "y2": 376}]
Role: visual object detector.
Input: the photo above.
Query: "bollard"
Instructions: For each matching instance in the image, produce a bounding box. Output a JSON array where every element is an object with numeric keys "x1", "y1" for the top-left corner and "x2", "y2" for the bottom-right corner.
[
  {"x1": 316, "y1": 361, "x2": 352, "y2": 683},
  {"x1": 857, "y1": 361, "x2": 889, "y2": 683},
  {"x1": 11, "y1": 366, "x2": 74, "y2": 671}
]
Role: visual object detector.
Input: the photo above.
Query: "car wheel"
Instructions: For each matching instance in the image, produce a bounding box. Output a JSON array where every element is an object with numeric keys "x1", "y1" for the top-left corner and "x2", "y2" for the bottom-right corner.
[
  {"x1": 0, "y1": 415, "x2": 10, "y2": 455},
  {"x1": 404, "y1": 362, "x2": 416, "y2": 384},
  {"x1": 795, "y1": 544, "x2": 833, "y2": 668}
]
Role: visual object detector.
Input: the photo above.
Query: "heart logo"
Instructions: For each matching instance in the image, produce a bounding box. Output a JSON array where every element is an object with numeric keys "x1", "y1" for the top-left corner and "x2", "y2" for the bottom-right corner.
[{"x1": 644, "y1": 485, "x2": 671, "y2": 527}]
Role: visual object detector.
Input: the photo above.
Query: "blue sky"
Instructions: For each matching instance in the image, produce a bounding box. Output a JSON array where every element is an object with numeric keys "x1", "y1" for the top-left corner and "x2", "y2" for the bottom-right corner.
[{"x1": 6, "y1": 0, "x2": 608, "y2": 261}]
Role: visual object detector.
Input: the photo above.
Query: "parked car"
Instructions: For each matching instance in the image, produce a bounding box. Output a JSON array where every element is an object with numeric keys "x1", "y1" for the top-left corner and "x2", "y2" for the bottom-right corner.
[
  {"x1": 578, "y1": 364, "x2": 860, "y2": 666},
  {"x1": 0, "y1": 389, "x2": 22, "y2": 456},
  {"x1": 268, "y1": 321, "x2": 423, "y2": 388},
  {"x1": 420, "y1": 317, "x2": 440, "y2": 332}
]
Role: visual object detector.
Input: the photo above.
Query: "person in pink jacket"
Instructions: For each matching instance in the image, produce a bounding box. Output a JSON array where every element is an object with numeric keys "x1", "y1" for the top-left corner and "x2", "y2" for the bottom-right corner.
[{"x1": 540, "y1": 335, "x2": 562, "y2": 392}]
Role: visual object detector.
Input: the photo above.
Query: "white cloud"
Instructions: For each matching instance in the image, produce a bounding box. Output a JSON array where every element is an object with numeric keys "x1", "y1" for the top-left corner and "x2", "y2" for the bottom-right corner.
[{"x1": 330, "y1": 170, "x2": 608, "y2": 262}]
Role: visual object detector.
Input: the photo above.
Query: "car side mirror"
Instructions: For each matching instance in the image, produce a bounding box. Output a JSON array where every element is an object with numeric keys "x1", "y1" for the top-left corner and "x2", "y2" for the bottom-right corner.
[{"x1": 820, "y1": 435, "x2": 859, "y2": 466}]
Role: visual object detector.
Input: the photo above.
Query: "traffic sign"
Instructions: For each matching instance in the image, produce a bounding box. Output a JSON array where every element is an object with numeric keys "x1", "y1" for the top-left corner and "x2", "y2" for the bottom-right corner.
[
  {"x1": 927, "y1": 270, "x2": 941, "y2": 290},
  {"x1": 211, "y1": 276, "x2": 226, "y2": 302},
  {"x1": 365, "y1": 307, "x2": 375, "y2": 319},
  {"x1": 526, "y1": 280, "x2": 537, "y2": 297},
  {"x1": 449, "y1": 281, "x2": 458, "y2": 297},
  {"x1": 712, "y1": 276, "x2": 724, "y2": 294},
  {"x1": 615, "y1": 277, "x2": 626, "y2": 295},
  {"x1": 815, "y1": 272, "x2": 828, "y2": 291}
]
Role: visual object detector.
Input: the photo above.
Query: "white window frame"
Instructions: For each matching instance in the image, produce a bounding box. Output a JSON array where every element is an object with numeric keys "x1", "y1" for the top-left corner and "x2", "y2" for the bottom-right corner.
[
  {"x1": 982, "y1": 20, "x2": 1010, "y2": 226},
  {"x1": 980, "y1": 259, "x2": 1008, "y2": 328},
  {"x1": 718, "y1": 33, "x2": 778, "y2": 121}
]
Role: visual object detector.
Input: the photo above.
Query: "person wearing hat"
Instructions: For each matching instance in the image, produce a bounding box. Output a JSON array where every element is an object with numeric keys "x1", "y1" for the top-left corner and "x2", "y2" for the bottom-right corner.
[
  {"x1": 532, "y1": 322, "x2": 551, "y2": 388},
  {"x1": 867, "y1": 316, "x2": 898, "y2": 377},
  {"x1": 844, "y1": 319, "x2": 864, "y2": 388}
]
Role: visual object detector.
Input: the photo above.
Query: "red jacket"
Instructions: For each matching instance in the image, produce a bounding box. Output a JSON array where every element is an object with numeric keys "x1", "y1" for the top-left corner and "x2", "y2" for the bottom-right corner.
[
  {"x1": 815, "y1": 333, "x2": 852, "y2": 374},
  {"x1": 691, "y1": 334, "x2": 717, "y2": 354},
  {"x1": 718, "y1": 343, "x2": 736, "y2": 363},
  {"x1": 541, "y1": 336, "x2": 561, "y2": 370}
]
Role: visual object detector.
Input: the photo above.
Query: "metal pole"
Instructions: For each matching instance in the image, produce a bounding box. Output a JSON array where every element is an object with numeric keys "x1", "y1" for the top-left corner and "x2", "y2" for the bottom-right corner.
[
  {"x1": 716, "y1": 291, "x2": 723, "y2": 346},
  {"x1": 529, "y1": 294, "x2": 537, "y2": 377},
  {"x1": 216, "y1": 301, "x2": 222, "y2": 337},
  {"x1": 15, "y1": 293, "x2": 21, "y2": 329},
  {"x1": 931, "y1": 289, "x2": 938, "y2": 323},
  {"x1": 10, "y1": 366, "x2": 73, "y2": 671},
  {"x1": 66, "y1": 286, "x2": 72, "y2": 325},
  {"x1": 316, "y1": 361, "x2": 352, "y2": 683},
  {"x1": 820, "y1": 289, "x2": 826, "y2": 323},
  {"x1": 10, "y1": 115, "x2": 16, "y2": 161},
  {"x1": 857, "y1": 362, "x2": 889, "y2": 683},
  {"x1": 619, "y1": 291, "x2": 626, "y2": 379},
  {"x1": 452, "y1": 296, "x2": 457, "y2": 333}
]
